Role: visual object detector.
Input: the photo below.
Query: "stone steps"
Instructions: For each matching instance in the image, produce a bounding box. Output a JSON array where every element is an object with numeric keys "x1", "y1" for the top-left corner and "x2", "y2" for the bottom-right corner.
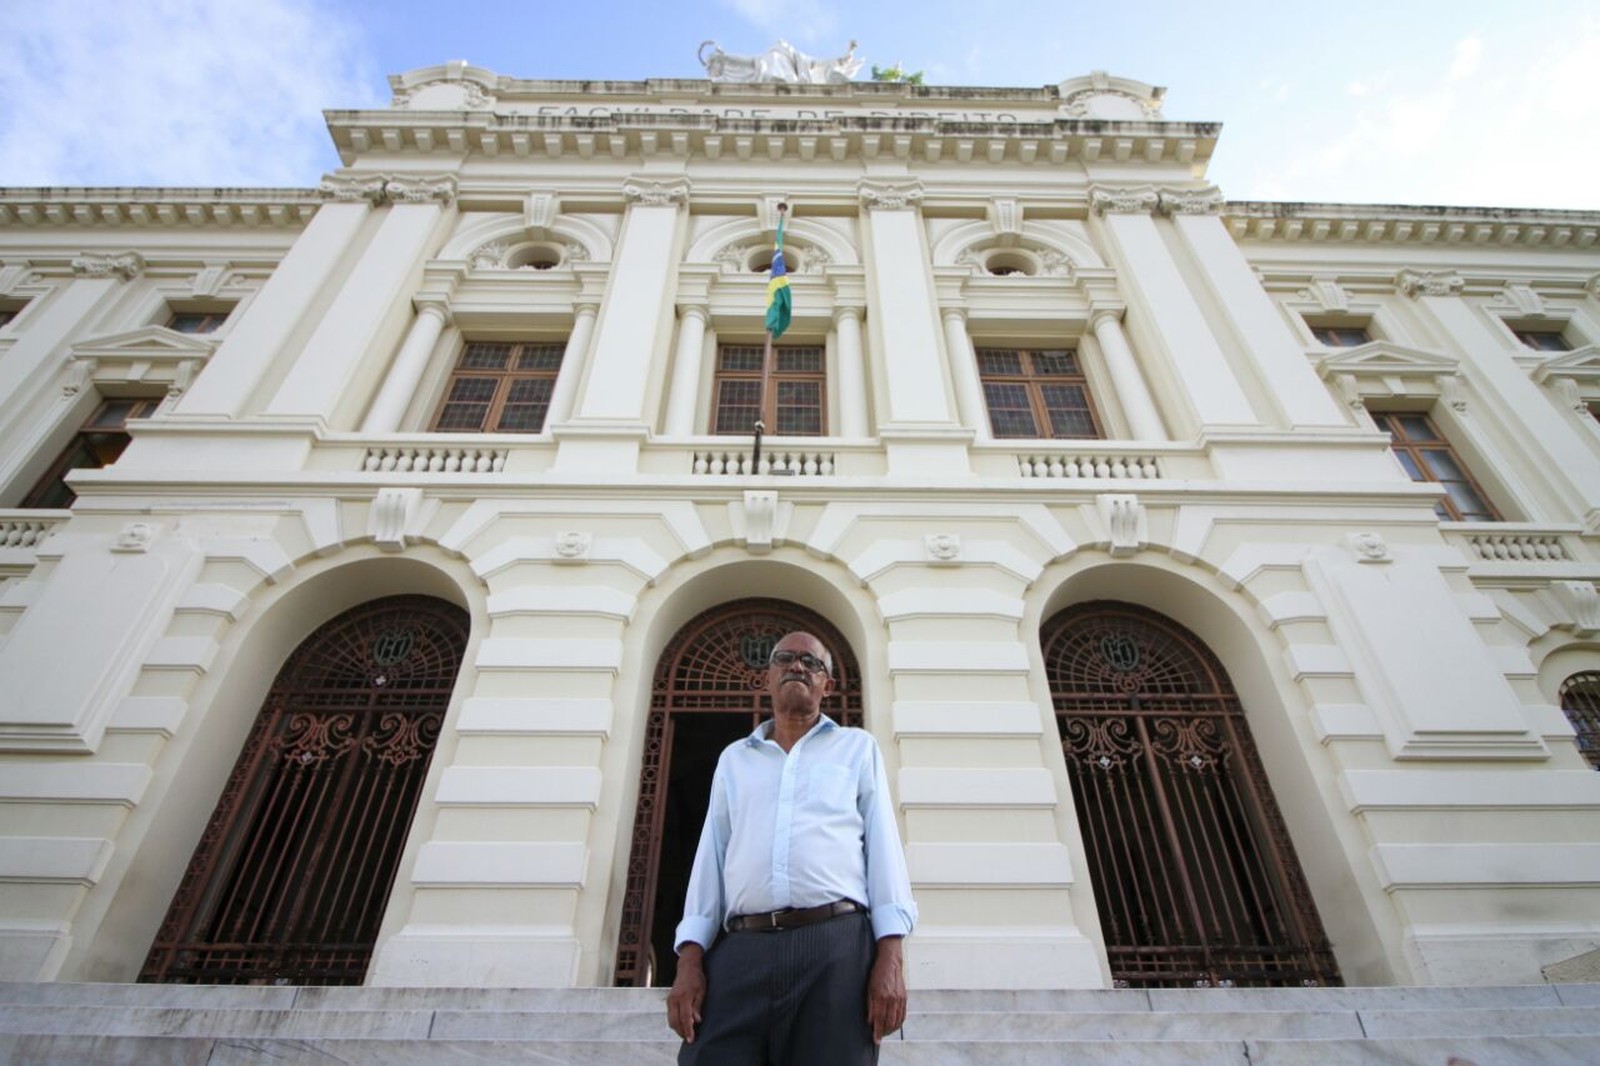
[{"x1": 0, "y1": 981, "x2": 1594, "y2": 1065}]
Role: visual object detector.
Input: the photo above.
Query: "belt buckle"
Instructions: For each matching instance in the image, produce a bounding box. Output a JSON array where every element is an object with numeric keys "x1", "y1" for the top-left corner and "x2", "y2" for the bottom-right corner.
[{"x1": 768, "y1": 910, "x2": 782, "y2": 930}]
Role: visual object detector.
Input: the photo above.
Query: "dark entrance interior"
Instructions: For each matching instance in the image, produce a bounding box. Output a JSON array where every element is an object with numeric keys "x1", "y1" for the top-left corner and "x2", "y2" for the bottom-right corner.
[
  {"x1": 141, "y1": 594, "x2": 468, "y2": 985},
  {"x1": 613, "y1": 599, "x2": 862, "y2": 987},
  {"x1": 1044, "y1": 600, "x2": 1341, "y2": 988}
]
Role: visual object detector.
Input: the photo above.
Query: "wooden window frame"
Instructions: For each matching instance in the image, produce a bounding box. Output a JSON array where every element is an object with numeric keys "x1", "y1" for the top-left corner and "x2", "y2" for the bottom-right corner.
[
  {"x1": 165, "y1": 310, "x2": 230, "y2": 334},
  {"x1": 429, "y1": 340, "x2": 566, "y2": 434},
  {"x1": 1369, "y1": 409, "x2": 1502, "y2": 522},
  {"x1": 22, "y1": 396, "x2": 164, "y2": 509},
  {"x1": 1511, "y1": 326, "x2": 1572, "y2": 352},
  {"x1": 975, "y1": 345, "x2": 1105, "y2": 440},
  {"x1": 711, "y1": 343, "x2": 827, "y2": 437},
  {"x1": 1308, "y1": 324, "x2": 1372, "y2": 347},
  {"x1": 1558, "y1": 671, "x2": 1600, "y2": 770}
]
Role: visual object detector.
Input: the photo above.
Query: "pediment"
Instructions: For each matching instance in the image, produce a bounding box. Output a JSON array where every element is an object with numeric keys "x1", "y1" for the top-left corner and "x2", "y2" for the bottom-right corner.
[
  {"x1": 1317, "y1": 341, "x2": 1458, "y2": 379},
  {"x1": 70, "y1": 326, "x2": 218, "y2": 363},
  {"x1": 1531, "y1": 344, "x2": 1600, "y2": 383}
]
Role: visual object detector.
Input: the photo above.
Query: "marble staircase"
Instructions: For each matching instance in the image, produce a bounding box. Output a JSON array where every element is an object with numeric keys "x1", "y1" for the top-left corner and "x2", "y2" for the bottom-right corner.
[{"x1": 1, "y1": 981, "x2": 1597, "y2": 1064}]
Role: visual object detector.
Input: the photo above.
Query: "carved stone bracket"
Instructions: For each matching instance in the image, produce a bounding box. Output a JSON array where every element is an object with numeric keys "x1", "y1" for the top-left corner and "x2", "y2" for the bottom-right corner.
[
  {"x1": 525, "y1": 192, "x2": 560, "y2": 229},
  {"x1": 72, "y1": 252, "x2": 144, "y2": 280},
  {"x1": 858, "y1": 180, "x2": 924, "y2": 211},
  {"x1": 1499, "y1": 282, "x2": 1545, "y2": 317},
  {"x1": 319, "y1": 175, "x2": 389, "y2": 204},
  {"x1": 1344, "y1": 531, "x2": 1393, "y2": 564},
  {"x1": 368, "y1": 487, "x2": 423, "y2": 552},
  {"x1": 554, "y1": 531, "x2": 593, "y2": 564},
  {"x1": 924, "y1": 533, "x2": 962, "y2": 565},
  {"x1": 743, "y1": 491, "x2": 777, "y2": 553},
  {"x1": 1158, "y1": 187, "x2": 1224, "y2": 216},
  {"x1": 385, "y1": 176, "x2": 457, "y2": 205},
  {"x1": 1396, "y1": 269, "x2": 1465, "y2": 299},
  {"x1": 1551, "y1": 377, "x2": 1585, "y2": 412},
  {"x1": 988, "y1": 198, "x2": 1023, "y2": 235},
  {"x1": 1552, "y1": 580, "x2": 1600, "y2": 637},
  {"x1": 623, "y1": 177, "x2": 691, "y2": 207},
  {"x1": 1440, "y1": 374, "x2": 1469, "y2": 412},
  {"x1": 1089, "y1": 186, "x2": 1159, "y2": 216},
  {"x1": 1097, "y1": 493, "x2": 1146, "y2": 557}
]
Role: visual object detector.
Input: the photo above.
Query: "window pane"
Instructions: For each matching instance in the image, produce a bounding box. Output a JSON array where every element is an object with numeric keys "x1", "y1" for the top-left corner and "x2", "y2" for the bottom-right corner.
[
  {"x1": 460, "y1": 343, "x2": 511, "y2": 370},
  {"x1": 775, "y1": 380, "x2": 822, "y2": 435},
  {"x1": 88, "y1": 400, "x2": 144, "y2": 429},
  {"x1": 1393, "y1": 449, "x2": 1427, "y2": 482},
  {"x1": 1030, "y1": 350, "x2": 1081, "y2": 376},
  {"x1": 434, "y1": 377, "x2": 497, "y2": 431},
  {"x1": 1311, "y1": 326, "x2": 1370, "y2": 347},
  {"x1": 515, "y1": 343, "x2": 565, "y2": 371},
  {"x1": 719, "y1": 346, "x2": 765, "y2": 372},
  {"x1": 495, "y1": 378, "x2": 554, "y2": 432},
  {"x1": 776, "y1": 346, "x2": 823, "y2": 374},
  {"x1": 167, "y1": 312, "x2": 225, "y2": 333},
  {"x1": 1041, "y1": 384, "x2": 1097, "y2": 438},
  {"x1": 1514, "y1": 329, "x2": 1570, "y2": 352},
  {"x1": 1395, "y1": 414, "x2": 1438, "y2": 441},
  {"x1": 976, "y1": 350, "x2": 1023, "y2": 376},
  {"x1": 984, "y1": 383, "x2": 1038, "y2": 437},
  {"x1": 1558, "y1": 672, "x2": 1600, "y2": 769},
  {"x1": 713, "y1": 380, "x2": 762, "y2": 434},
  {"x1": 1441, "y1": 479, "x2": 1495, "y2": 521}
]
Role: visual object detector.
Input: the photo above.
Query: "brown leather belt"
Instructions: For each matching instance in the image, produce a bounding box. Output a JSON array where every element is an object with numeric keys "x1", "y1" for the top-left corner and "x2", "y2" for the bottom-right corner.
[{"x1": 726, "y1": 899, "x2": 863, "y2": 933}]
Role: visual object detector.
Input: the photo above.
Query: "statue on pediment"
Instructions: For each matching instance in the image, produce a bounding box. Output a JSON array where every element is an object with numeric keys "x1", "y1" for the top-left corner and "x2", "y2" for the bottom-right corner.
[{"x1": 699, "y1": 39, "x2": 862, "y2": 84}]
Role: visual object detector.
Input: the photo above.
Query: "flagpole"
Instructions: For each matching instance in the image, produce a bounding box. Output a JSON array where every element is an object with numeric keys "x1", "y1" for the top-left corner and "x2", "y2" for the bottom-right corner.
[{"x1": 756, "y1": 201, "x2": 788, "y2": 473}]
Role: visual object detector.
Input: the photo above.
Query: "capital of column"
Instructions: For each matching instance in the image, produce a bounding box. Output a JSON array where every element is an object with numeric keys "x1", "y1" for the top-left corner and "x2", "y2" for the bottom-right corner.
[
  {"x1": 678, "y1": 302, "x2": 710, "y2": 324},
  {"x1": 858, "y1": 179, "x2": 924, "y2": 211},
  {"x1": 71, "y1": 251, "x2": 144, "y2": 280},
  {"x1": 1088, "y1": 303, "x2": 1127, "y2": 329},
  {"x1": 319, "y1": 175, "x2": 389, "y2": 204},
  {"x1": 623, "y1": 176, "x2": 691, "y2": 207},
  {"x1": 833, "y1": 303, "x2": 865, "y2": 325},
  {"x1": 1396, "y1": 268, "x2": 1465, "y2": 299},
  {"x1": 413, "y1": 299, "x2": 453, "y2": 326},
  {"x1": 940, "y1": 305, "x2": 968, "y2": 325},
  {"x1": 385, "y1": 175, "x2": 458, "y2": 205},
  {"x1": 1157, "y1": 186, "x2": 1224, "y2": 216},
  {"x1": 575, "y1": 300, "x2": 602, "y2": 319},
  {"x1": 1089, "y1": 185, "x2": 1159, "y2": 216}
]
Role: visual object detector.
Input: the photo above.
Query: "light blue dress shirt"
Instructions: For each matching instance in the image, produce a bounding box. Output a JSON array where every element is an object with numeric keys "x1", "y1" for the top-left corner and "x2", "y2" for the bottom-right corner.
[{"x1": 674, "y1": 715, "x2": 918, "y2": 951}]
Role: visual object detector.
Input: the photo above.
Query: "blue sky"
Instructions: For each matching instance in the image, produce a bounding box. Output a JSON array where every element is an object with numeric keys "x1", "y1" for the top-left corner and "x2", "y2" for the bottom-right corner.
[{"x1": 2, "y1": 0, "x2": 1598, "y2": 210}]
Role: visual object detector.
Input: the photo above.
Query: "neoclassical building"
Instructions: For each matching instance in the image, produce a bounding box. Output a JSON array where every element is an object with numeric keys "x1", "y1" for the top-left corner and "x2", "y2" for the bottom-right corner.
[{"x1": 1, "y1": 60, "x2": 1598, "y2": 993}]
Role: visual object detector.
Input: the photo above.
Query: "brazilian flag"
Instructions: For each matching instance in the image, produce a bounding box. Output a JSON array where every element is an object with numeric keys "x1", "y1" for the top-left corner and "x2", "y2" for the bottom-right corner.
[{"x1": 765, "y1": 210, "x2": 792, "y2": 338}]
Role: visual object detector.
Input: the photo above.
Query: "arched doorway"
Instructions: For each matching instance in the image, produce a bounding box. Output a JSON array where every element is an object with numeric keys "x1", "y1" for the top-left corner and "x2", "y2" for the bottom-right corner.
[
  {"x1": 613, "y1": 599, "x2": 862, "y2": 987},
  {"x1": 1043, "y1": 601, "x2": 1340, "y2": 988},
  {"x1": 140, "y1": 594, "x2": 469, "y2": 985}
]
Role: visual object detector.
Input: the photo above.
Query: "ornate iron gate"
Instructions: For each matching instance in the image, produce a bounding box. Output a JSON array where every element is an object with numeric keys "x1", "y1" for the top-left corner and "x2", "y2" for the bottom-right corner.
[
  {"x1": 614, "y1": 599, "x2": 861, "y2": 987},
  {"x1": 1045, "y1": 601, "x2": 1340, "y2": 988},
  {"x1": 141, "y1": 595, "x2": 469, "y2": 985}
]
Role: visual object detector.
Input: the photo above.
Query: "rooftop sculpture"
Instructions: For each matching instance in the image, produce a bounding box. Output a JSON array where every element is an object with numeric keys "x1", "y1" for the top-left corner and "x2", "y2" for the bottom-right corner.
[{"x1": 698, "y1": 39, "x2": 864, "y2": 84}]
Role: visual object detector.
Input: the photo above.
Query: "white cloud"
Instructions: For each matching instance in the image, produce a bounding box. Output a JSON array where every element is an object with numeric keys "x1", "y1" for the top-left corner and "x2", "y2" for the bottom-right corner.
[
  {"x1": 718, "y1": 0, "x2": 840, "y2": 47},
  {"x1": 0, "y1": 0, "x2": 381, "y2": 188},
  {"x1": 1448, "y1": 35, "x2": 1483, "y2": 81}
]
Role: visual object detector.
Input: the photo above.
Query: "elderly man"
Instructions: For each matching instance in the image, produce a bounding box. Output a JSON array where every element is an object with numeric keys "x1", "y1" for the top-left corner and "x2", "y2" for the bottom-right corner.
[{"x1": 667, "y1": 631, "x2": 916, "y2": 1064}]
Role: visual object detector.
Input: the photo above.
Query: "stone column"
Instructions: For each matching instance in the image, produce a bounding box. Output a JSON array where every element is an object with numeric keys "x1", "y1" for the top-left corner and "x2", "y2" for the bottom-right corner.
[
  {"x1": 178, "y1": 178, "x2": 384, "y2": 417},
  {"x1": 548, "y1": 301, "x2": 600, "y2": 427},
  {"x1": 941, "y1": 307, "x2": 989, "y2": 442},
  {"x1": 1089, "y1": 186, "x2": 1257, "y2": 428},
  {"x1": 1161, "y1": 188, "x2": 1346, "y2": 428},
  {"x1": 567, "y1": 177, "x2": 688, "y2": 424},
  {"x1": 361, "y1": 300, "x2": 451, "y2": 432},
  {"x1": 859, "y1": 180, "x2": 959, "y2": 427},
  {"x1": 834, "y1": 304, "x2": 870, "y2": 438},
  {"x1": 265, "y1": 176, "x2": 456, "y2": 428},
  {"x1": 662, "y1": 303, "x2": 710, "y2": 436},
  {"x1": 1089, "y1": 305, "x2": 1167, "y2": 441}
]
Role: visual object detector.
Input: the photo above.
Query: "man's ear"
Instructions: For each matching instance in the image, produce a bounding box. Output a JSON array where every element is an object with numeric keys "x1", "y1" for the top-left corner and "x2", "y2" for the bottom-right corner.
[{"x1": 820, "y1": 674, "x2": 836, "y2": 697}]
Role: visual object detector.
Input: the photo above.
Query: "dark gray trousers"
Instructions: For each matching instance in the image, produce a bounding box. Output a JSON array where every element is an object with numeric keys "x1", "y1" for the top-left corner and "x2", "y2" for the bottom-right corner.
[{"x1": 678, "y1": 910, "x2": 878, "y2": 1066}]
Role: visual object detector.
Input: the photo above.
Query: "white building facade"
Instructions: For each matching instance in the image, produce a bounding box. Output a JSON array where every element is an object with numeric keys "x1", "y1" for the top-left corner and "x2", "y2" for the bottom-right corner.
[{"x1": 1, "y1": 63, "x2": 1598, "y2": 993}]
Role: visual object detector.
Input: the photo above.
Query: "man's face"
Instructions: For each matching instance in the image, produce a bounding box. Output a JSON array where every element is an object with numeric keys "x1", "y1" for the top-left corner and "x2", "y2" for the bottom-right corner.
[{"x1": 766, "y1": 633, "x2": 834, "y2": 718}]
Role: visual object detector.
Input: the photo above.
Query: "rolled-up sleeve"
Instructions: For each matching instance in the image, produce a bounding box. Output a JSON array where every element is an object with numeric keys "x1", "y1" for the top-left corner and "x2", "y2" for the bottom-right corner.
[
  {"x1": 673, "y1": 761, "x2": 730, "y2": 953},
  {"x1": 860, "y1": 737, "x2": 918, "y2": 940}
]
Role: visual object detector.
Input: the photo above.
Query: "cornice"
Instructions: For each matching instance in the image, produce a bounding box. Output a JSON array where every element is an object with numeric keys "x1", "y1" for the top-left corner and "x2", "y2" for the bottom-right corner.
[
  {"x1": 0, "y1": 188, "x2": 321, "y2": 229},
  {"x1": 1223, "y1": 201, "x2": 1600, "y2": 249},
  {"x1": 326, "y1": 111, "x2": 1215, "y2": 169}
]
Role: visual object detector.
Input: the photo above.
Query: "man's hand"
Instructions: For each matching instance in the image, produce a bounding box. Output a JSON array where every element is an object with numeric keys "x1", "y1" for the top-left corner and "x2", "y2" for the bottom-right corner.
[
  {"x1": 667, "y1": 944, "x2": 706, "y2": 1044},
  {"x1": 866, "y1": 935, "x2": 907, "y2": 1043}
]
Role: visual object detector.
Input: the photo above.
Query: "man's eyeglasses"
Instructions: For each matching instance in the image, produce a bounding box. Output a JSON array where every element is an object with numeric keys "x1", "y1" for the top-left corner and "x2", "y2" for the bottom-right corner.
[{"x1": 769, "y1": 649, "x2": 830, "y2": 674}]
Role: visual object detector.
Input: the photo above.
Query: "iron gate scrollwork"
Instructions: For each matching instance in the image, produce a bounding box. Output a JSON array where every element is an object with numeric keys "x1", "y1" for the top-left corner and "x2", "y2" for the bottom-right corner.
[
  {"x1": 1046, "y1": 601, "x2": 1340, "y2": 988},
  {"x1": 614, "y1": 599, "x2": 861, "y2": 987},
  {"x1": 140, "y1": 595, "x2": 468, "y2": 985}
]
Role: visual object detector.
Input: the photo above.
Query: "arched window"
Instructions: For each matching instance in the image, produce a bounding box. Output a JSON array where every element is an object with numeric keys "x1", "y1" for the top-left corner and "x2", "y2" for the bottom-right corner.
[
  {"x1": 1558, "y1": 671, "x2": 1600, "y2": 769},
  {"x1": 141, "y1": 595, "x2": 468, "y2": 985}
]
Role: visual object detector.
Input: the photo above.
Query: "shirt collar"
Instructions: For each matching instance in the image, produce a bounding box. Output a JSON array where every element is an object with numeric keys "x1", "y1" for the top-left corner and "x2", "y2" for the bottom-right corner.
[{"x1": 747, "y1": 714, "x2": 838, "y2": 746}]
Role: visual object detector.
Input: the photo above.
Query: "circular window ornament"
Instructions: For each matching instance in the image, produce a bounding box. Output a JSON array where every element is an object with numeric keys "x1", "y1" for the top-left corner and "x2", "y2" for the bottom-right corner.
[
  {"x1": 508, "y1": 245, "x2": 563, "y2": 270},
  {"x1": 985, "y1": 251, "x2": 1036, "y2": 277}
]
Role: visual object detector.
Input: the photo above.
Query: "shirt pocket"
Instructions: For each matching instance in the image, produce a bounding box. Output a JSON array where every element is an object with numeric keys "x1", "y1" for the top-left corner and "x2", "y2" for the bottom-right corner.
[{"x1": 809, "y1": 763, "x2": 858, "y2": 813}]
